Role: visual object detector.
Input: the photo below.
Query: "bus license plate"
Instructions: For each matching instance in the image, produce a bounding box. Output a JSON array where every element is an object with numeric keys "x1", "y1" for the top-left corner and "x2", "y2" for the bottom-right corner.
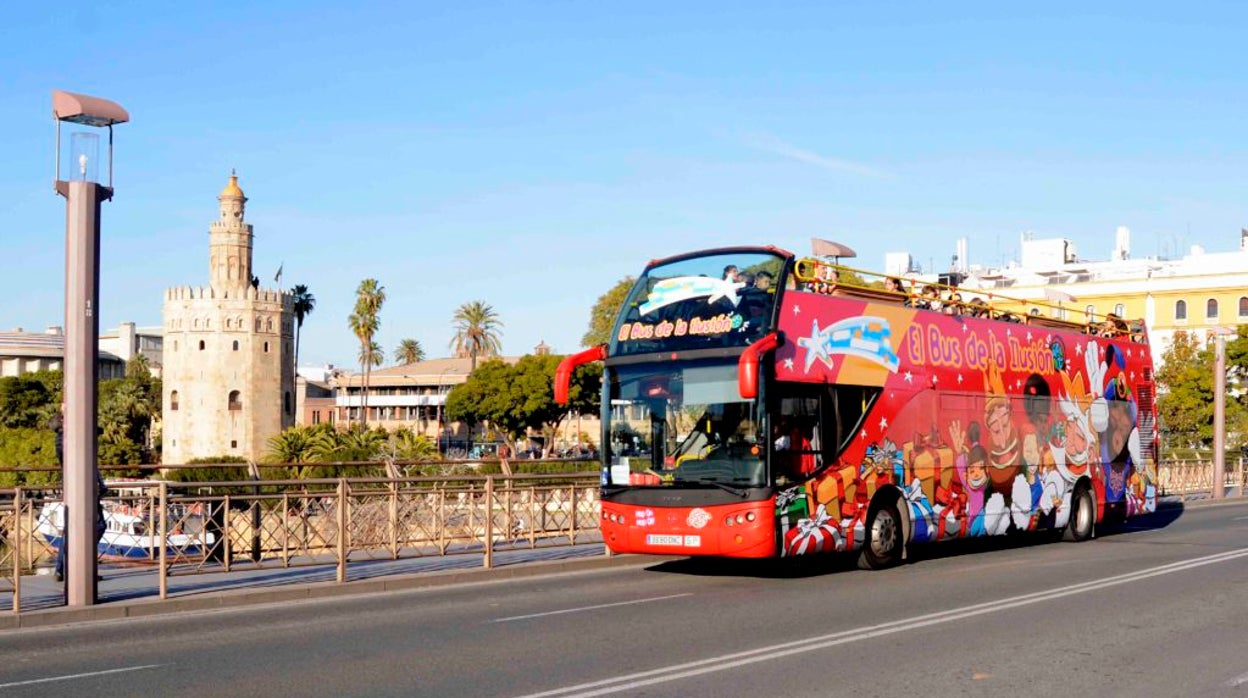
[
  {"x1": 646, "y1": 534, "x2": 701, "y2": 547},
  {"x1": 647, "y1": 534, "x2": 683, "y2": 546}
]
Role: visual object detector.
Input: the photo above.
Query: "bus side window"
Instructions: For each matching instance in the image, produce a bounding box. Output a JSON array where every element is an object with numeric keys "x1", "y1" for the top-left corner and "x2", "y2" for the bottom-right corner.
[{"x1": 830, "y1": 385, "x2": 882, "y2": 454}]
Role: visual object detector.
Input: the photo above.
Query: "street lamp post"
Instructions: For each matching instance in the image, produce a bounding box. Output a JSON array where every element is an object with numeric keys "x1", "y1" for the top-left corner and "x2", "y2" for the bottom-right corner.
[
  {"x1": 1212, "y1": 326, "x2": 1234, "y2": 499},
  {"x1": 52, "y1": 90, "x2": 129, "y2": 606}
]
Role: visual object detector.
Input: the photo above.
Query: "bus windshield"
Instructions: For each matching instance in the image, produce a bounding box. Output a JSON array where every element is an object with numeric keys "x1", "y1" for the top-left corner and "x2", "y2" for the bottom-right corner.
[
  {"x1": 605, "y1": 360, "x2": 765, "y2": 489},
  {"x1": 612, "y1": 250, "x2": 786, "y2": 357}
]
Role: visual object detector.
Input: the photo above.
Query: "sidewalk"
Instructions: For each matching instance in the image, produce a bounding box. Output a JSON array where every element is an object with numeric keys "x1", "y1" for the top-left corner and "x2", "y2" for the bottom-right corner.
[{"x1": 1, "y1": 543, "x2": 630, "y2": 632}]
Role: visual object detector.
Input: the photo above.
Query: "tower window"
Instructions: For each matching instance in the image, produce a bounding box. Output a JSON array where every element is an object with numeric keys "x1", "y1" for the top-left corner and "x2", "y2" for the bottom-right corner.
[
  {"x1": 284, "y1": 391, "x2": 292, "y2": 416},
  {"x1": 1239, "y1": 296, "x2": 1248, "y2": 317},
  {"x1": 264, "y1": 341, "x2": 270, "y2": 353},
  {"x1": 230, "y1": 440, "x2": 238, "y2": 448},
  {"x1": 1175, "y1": 300, "x2": 1187, "y2": 320},
  {"x1": 1114, "y1": 303, "x2": 1125, "y2": 316},
  {"x1": 233, "y1": 340, "x2": 240, "y2": 351},
  {"x1": 199, "y1": 340, "x2": 206, "y2": 351},
  {"x1": 1207, "y1": 299, "x2": 1219, "y2": 319},
  {"x1": 170, "y1": 390, "x2": 179, "y2": 411},
  {"x1": 228, "y1": 390, "x2": 242, "y2": 411}
]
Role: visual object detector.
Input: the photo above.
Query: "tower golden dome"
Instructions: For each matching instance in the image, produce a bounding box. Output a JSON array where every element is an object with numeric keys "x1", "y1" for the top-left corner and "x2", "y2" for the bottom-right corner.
[{"x1": 220, "y1": 170, "x2": 245, "y2": 199}]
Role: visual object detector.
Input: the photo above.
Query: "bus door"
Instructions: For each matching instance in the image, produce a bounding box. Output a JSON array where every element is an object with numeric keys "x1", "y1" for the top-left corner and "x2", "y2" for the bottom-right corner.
[{"x1": 769, "y1": 383, "x2": 881, "y2": 486}]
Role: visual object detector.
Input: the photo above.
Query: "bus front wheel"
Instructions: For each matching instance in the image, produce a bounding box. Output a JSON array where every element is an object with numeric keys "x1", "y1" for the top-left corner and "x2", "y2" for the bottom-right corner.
[
  {"x1": 859, "y1": 499, "x2": 903, "y2": 570},
  {"x1": 1064, "y1": 483, "x2": 1095, "y2": 542}
]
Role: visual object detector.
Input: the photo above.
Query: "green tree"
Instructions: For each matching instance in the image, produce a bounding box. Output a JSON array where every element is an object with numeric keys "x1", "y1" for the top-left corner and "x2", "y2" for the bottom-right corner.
[
  {"x1": 1155, "y1": 328, "x2": 1248, "y2": 453},
  {"x1": 349, "y1": 278, "x2": 386, "y2": 427},
  {"x1": 581, "y1": 276, "x2": 635, "y2": 347},
  {"x1": 0, "y1": 374, "x2": 54, "y2": 428},
  {"x1": 445, "y1": 354, "x2": 602, "y2": 457},
  {"x1": 394, "y1": 338, "x2": 426, "y2": 365},
  {"x1": 450, "y1": 300, "x2": 503, "y2": 372}
]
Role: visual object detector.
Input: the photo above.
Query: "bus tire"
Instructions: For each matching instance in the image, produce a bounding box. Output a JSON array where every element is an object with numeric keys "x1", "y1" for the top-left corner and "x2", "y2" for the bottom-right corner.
[
  {"x1": 1064, "y1": 483, "x2": 1095, "y2": 542},
  {"x1": 859, "y1": 499, "x2": 903, "y2": 570}
]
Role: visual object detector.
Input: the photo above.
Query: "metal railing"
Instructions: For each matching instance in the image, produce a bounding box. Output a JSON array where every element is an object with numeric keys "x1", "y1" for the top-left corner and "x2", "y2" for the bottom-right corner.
[
  {"x1": 1156, "y1": 458, "x2": 1248, "y2": 499},
  {"x1": 0, "y1": 471, "x2": 602, "y2": 613}
]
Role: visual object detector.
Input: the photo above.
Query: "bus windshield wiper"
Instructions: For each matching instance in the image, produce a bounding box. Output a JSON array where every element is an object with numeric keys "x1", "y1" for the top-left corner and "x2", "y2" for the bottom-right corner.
[{"x1": 688, "y1": 478, "x2": 749, "y2": 497}]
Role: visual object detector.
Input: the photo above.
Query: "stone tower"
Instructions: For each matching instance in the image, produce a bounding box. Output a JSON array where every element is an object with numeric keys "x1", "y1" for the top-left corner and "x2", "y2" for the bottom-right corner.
[{"x1": 161, "y1": 173, "x2": 294, "y2": 464}]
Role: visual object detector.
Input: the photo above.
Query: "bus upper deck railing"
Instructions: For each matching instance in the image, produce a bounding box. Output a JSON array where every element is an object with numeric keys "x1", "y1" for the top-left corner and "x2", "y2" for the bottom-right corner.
[{"x1": 792, "y1": 257, "x2": 1148, "y2": 343}]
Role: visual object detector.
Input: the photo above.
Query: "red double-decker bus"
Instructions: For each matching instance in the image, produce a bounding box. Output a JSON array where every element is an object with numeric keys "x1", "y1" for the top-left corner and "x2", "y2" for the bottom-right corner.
[{"x1": 555, "y1": 245, "x2": 1159, "y2": 568}]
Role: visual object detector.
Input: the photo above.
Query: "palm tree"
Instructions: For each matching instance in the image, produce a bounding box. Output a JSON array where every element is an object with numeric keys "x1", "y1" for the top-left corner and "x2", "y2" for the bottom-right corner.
[
  {"x1": 349, "y1": 279, "x2": 386, "y2": 427},
  {"x1": 450, "y1": 300, "x2": 504, "y2": 372},
  {"x1": 394, "y1": 338, "x2": 426, "y2": 365},
  {"x1": 291, "y1": 284, "x2": 316, "y2": 369}
]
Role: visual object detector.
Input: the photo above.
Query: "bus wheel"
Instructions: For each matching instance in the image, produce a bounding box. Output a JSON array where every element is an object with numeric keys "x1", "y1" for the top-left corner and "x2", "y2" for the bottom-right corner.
[
  {"x1": 859, "y1": 500, "x2": 903, "y2": 570},
  {"x1": 1064, "y1": 484, "x2": 1095, "y2": 542}
]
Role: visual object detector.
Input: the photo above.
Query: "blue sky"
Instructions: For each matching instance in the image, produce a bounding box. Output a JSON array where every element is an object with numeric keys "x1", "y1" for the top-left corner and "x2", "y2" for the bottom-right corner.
[{"x1": 3, "y1": 2, "x2": 1247, "y2": 369}]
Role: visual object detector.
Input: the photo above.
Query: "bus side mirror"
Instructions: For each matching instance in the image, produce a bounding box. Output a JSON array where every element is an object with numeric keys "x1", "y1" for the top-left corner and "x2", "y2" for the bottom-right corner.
[
  {"x1": 738, "y1": 332, "x2": 782, "y2": 400},
  {"x1": 555, "y1": 345, "x2": 607, "y2": 405}
]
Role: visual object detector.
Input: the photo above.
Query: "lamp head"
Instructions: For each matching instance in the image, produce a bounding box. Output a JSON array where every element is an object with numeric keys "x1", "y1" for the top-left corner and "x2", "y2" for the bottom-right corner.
[{"x1": 52, "y1": 90, "x2": 129, "y2": 127}]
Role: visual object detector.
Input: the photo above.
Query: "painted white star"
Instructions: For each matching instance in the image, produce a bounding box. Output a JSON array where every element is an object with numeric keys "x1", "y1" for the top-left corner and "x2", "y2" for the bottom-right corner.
[
  {"x1": 931, "y1": 375, "x2": 939, "y2": 386},
  {"x1": 741, "y1": 320, "x2": 750, "y2": 331},
  {"x1": 797, "y1": 319, "x2": 837, "y2": 372},
  {"x1": 860, "y1": 429, "x2": 867, "y2": 440},
  {"x1": 1026, "y1": 331, "x2": 1033, "y2": 341},
  {"x1": 962, "y1": 323, "x2": 969, "y2": 333},
  {"x1": 879, "y1": 416, "x2": 889, "y2": 430},
  {"x1": 957, "y1": 374, "x2": 964, "y2": 384},
  {"x1": 792, "y1": 304, "x2": 802, "y2": 315},
  {"x1": 1006, "y1": 328, "x2": 1012, "y2": 337},
  {"x1": 1076, "y1": 343, "x2": 1083, "y2": 356},
  {"x1": 783, "y1": 358, "x2": 794, "y2": 370},
  {"x1": 903, "y1": 370, "x2": 914, "y2": 384}
]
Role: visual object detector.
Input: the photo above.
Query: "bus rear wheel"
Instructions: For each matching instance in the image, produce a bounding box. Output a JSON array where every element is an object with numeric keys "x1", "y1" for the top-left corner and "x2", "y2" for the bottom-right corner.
[
  {"x1": 859, "y1": 499, "x2": 903, "y2": 570},
  {"x1": 1064, "y1": 484, "x2": 1095, "y2": 542}
]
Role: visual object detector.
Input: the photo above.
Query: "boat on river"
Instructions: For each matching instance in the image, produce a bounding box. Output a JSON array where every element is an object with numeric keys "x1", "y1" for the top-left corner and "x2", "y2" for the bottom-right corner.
[{"x1": 36, "y1": 500, "x2": 216, "y2": 560}]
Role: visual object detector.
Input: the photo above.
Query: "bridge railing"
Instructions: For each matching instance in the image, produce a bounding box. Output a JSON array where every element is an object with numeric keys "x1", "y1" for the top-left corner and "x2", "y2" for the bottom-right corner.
[
  {"x1": 0, "y1": 470, "x2": 603, "y2": 612},
  {"x1": 1156, "y1": 459, "x2": 1247, "y2": 499}
]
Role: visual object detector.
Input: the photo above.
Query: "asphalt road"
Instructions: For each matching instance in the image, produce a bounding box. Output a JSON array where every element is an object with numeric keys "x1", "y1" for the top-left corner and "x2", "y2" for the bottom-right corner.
[{"x1": 1, "y1": 500, "x2": 1246, "y2": 697}]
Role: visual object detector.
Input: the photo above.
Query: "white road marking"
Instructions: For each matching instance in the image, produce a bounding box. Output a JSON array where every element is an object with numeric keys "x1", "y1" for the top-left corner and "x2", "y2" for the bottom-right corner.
[
  {"x1": 1231, "y1": 516, "x2": 1248, "y2": 521},
  {"x1": 0, "y1": 664, "x2": 163, "y2": 688},
  {"x1": 515, "y1": 547, "x2": 1248, "y2": 698},
  {"x1": 1226, "y1": 670, "x2": 1248, "y2": 687},
  {"x1": 492, "y1": 594, "x2": 693, "y2": 623}
]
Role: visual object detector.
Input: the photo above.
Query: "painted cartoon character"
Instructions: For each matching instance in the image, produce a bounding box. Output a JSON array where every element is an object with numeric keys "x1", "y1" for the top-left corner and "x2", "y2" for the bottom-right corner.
[{"x1": 983, "y1": 392, "x2": 1022, "y2": 506}]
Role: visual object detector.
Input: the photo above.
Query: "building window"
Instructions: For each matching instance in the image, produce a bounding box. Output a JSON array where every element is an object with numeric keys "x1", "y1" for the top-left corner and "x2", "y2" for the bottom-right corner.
[
  {"x1": 230, "y1": 440, "x2": 238, "y2": 449},
  {"x1": 194, "y1": 318, "x2": 200, "y2": 329},
  {"x1": 267, "y1": 319, "x2": 274, "y2": 332},
  {"x1": 1114, "y1": 303, "x2": 1125, "y2": 317},
  {"x1": 255, "y1": 317, "x2": 262, "y2": 332},
  {"x1": 232, "y1": 340, "x2": 240, "y2": 351},
  {"x1": 1085, "y1": 304, "x2": 1095, "y2": 317},
  {"x1": 228, "y1": 390, "x2": 242, "y2": 411},
  {"x1": 1239, "y1": 296, "x2": 1248, "y2": 317},
  {"x1": 1207, "y1": 299, "x2": 1219, "y2": 319},
  {"x1": 284, "y1": 391, "x2": 292, "y2": 416},
  {"x1": 264, "y1": 341, "x2": 270, "y2": 353},
  {"x1": 170, "y1": 390, "x2": 179, "y2": 411},
  {"x1": 173, "y1": 340, "x2": 178, "y2": 351},
  {"x1": 1175, "y1": 300, "x2": 1187, "y2": 320},
  {"x1": 199, "y1": 340, "x2": 206, "y2": 351}
]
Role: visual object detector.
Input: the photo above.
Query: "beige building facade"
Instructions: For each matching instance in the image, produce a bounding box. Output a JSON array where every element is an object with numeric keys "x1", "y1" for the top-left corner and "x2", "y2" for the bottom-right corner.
[
  {"x1": 161, "y1": 174, "x2": 294, "y2": 464},
  {"x1": 899, "y1": 229, "x2": 1248, "y2": 368}
]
